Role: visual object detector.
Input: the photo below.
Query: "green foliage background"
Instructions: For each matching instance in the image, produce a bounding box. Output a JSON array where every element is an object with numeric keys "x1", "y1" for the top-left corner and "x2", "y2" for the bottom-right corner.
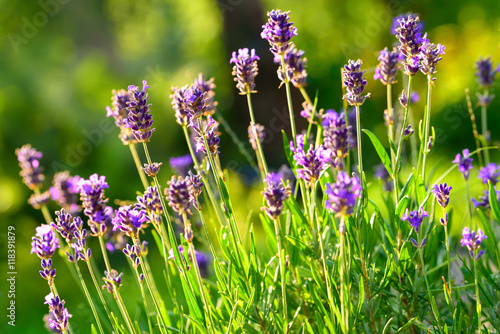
[{"x1": 0, "y1": 0, "x2": 499, "y2": 332}]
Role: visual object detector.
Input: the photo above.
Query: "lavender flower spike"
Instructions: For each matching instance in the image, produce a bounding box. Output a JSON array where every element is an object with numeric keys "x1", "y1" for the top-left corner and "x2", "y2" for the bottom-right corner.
[
  {"x1": 102, "y1": 269, "x2": 123, "y2": 295},
  {"x1": 142, "y1": 162, "x2": 162, "y2": 177},
  {"x1": 478, "y1": 163, "x2": 500, "y2": 185},
  {"x1": 45, "y1": 293, "x2": 72, "y2": 332},
  {"x1": 126, "y1": 80, "x2": 155, "y2": 143},
  {"x1": 166, "y1": 175, "x2": 193, "y2": 215},
  {"x1": 476, "y1": 56, "x2": 500, "y2": 88},
  {"x1": 401, "y1": 208, "x2": 429, "y2": 233},
  {"x1": 135, "y1": 186, "x2": 163, "y2": 225},
  {"x1": 325, "y1": 171, "x2": 361, "y2": 216},
  {"x1": 261, "y1": 173, "x2": 291, "y2": 220},
  {"x1": 419, "y1": 40, "x2": 445, "y2": 79},
  {"x1": 170, "y1": 85, "x2": 189, "y2": 126},
  {"x1": 453, "y1": 149, "x2": 473, "y2": 181},
  {"x1": 432, "y1": 183, "x2": 452, "y2": 208},
  {"x1": 291, "y1": 134, "x2": 330, "y2": 187},
  {"x1": 395, "y1": 15, "x2": 427, "y2": 76},
  {"x1": 322, "y1": 109, "x2": 350, "y2": 170},
  {"x1": 78, "y1": 173, "x2": 112, "y2": 236},
  {"x1": 230, "y1": 48, "x2": 259, "y2": 94},
  {"x1": 169, "y1": 154, "x2": 193, "y2": 176},
  {"x1": 248, "y1": 123, "x2": 265, "y2": 151},
  {"x1": 193, "y1": 73, "x2": 217, "y2": 115},
  {"x1": 106, "y1": 89, "x2": 136, "y2": 145},
  {"x1": 275, "y1": 42, "x2": 308, "y2": 87},
  {"x1": 343, "y1": 59, "x2": 370, "y2": 106},
  {"x1": 261, "y1": 9, "x2": 297, "y2": 56},
  {"x1": 374, "y1": 47, "x2": 403, "y2": 85},
  {"x1": 461, "y1": 227, "x2": 487, "y2": 260},
  {"x1": 16, "y1": 144, "x2": 45, "y2": 190},
  {"x1": 112, "y1": 205, "x2": 147, "y2": 238},
  {"x1": 50, "y1": 171, "x2": 81, "y2": 215},
  {"x1": 31, "y1": 225, "x2": 60, "y2": 259}
]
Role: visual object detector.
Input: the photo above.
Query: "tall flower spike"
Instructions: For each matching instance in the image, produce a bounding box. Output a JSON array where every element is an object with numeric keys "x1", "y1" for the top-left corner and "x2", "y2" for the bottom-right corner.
[
  {"x1": 68, "y1": 216, "x2": 92, "y2": 262},
  {"x1": 16, "y1": 144, "x2": 45, "y2": 190},
  {"x1": 374, "y1": 47, "x2": 404, "y2": 85},
  {"x1": 478, "y1": 163, "x2": 500, "y2": 185},
  {"x1": 461, "y1": 227, "x2": 487, "y2": 260},
  {"x1": 472, "y1": 189, "x2": 500, "y2": 209},
  {"x1": 261, "y1": 173, "x2": 291, "y2": 220},
  {"x1": 193, "y1": 73, "x2": 217, "y2": 115},
  {"x1": 453, "y1": 149, "x2": 473, "y2": 181},
  {"x1": 343, "y1": 59, "x2": 371, "y2": 106},
  {"x1": 248, "y1": 123, "x2": 266, "y2": 151},
  {"x1": 135, "y1": 186, "x2": 163, "y2": 225},
  {"x1": 325, "y1": 171, "x2": 361, "y2": 216},
  {"x1": 170, "y1": 85, "x2": 189, "y2": 126},
  {"x1": 50, "y1": 171, "x2": 81, "y2": 215},
  {"x1": 391, "y1": 13, "x2": 423, "y2": 35},
  {"x1": 184, "y1": 85, "x2": 209, "y2": 120},
  {"x1": 142, "y1": 162, "x2": 162, "y2": 177},
  {"x1": 31, "y1": 225, "x2": 59, "y2": 260},
  {"x1": 275, "y1": 42, "x2": 308, "y2": 87},
  {"x1": 401, "y1": 208, "x2": 429, "y2": 233},
  {"x1": 111, "y1": 205, "x2": 147, "y2": 238},
  {"x1": 78, "y1": 173, "x2": 111, "y2": 236},
  {"x1": 28, "y1": 191, "x2": 50, "y2": 209},
  {"x1": 106, "y1": 89, "x2": 136, "y2": 145},
  {"x1": 102, "y1": 269, "x2": 123, "y2": 295},
  {"x1": 51, "y1": 209, "x2": 78, "y2": 243},
  {"x1": 291, "y1": 134, "x2": 330, "y2": 187},
  {"x1": 322, "y1": 110, "x2": 351, "y2": 170},
  {"x1": 44, "y1": 293, "x2": 72, "y2": 332},
  {"x1": 475, "y1": 56, "x2": 500, "y2": 88},
  {"x1": 166, "y1": 175, "x2": 193, "y2": 215},
  {"x1": 230, "y1": 48, "x2": 260, "y2": 94},
  {"x1": 261, "y1": 9, "x2": 297, "y2": 56},
  {"x1": 126, "y1": 80, "x2": 155, "y2": 143},
  {"x1": 432, "y1": 183, "x2": 452, "y2": 208},
  {"x1": 395, "y1": 15, "x2": 427, "y2": 75},
  {"x1": 419, "y1": 40, "x2": 445, "y2": 80},
  {"x1": 192, "y1": 116, "x2": 220, "y2": 155}
]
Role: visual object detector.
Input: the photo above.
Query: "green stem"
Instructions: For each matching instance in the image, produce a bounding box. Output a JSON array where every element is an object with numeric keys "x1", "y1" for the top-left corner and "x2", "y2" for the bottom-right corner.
[
  {"x1": 280, "y1": 54, "x2": 297, "y2": 145},
  {"x1": 246, "y1": 91, "x2": 269, "y2": 178},
  {"x1": 443, "y1": 207, "x2": 454, "y2": 306},
  {"x1": 421, "y1": 74, "x2": 433, "y2": 185},
  {"x1": 274, "y1": 216, "x2": 288, "y2": 328},
  {"x1": 134, "y1": 264, "x2": 154, "y2": 334},
  {"x1": 85, "y1": 261, "x2": 116, "y2": 332},
  {"x1": 129, "y1": 143, "x2": 150, "y2": 190},
  {"x1": 387, "y1": 83, "x2": 395, "y2": 174},
  {"x1": 339, "y1": 215, "x2": 349, "y2": 332},
  {"x1": 355, "y1": 105, "x2": 364, "y2": 203},
  {"x1": 75, "y1": 261, "x2": 105, "y2": 334},
  {"x1": 481, "y1": 88, "x2": 490, "y2": 164},
  {"x1": 473, "y1": 257, "x2": 482, "y2": 332},
  {"x1": 34, "y1": 188, "x2": 53, "y2": 224}
]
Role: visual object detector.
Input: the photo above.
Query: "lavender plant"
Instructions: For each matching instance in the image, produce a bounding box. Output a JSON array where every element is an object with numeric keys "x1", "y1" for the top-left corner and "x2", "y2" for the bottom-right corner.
[{"x1": 18, "y1": 8, "x2": 500, "y2": 334}]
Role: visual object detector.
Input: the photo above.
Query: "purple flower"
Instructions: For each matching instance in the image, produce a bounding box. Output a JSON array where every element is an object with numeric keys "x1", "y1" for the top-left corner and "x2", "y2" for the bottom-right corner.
[
  {"x1": 112, "y1": 205, "x2": 147, "y2": 238},
  {"x1": 394, "y1": 15, "x2": 427, "y2": 75},
  {"x1": 44, "y1": 293, "x2": 72, "y2": 332},
  {"x1": 325, "y1": 171, "x2": 361, "y2": 216},
  {"x1": 478, "y1": 163, "x2": 500, "y2": 185},
  {"x1": 191, "y1": 116, "x2": 220, "y2": 155},
  {"x1": 261, "y1": 9, "x2": 297, "y2": 56},
  {"x1": 43, "y1": 312, "x2": 63, "y2": 334},
  {"x1": 51, "y1": 209, "x2": 78, "y2": 242},
  {"x1": 410, "y1": 91, "x2": 420, "y2": 104},
  {"x1": 410, "y1": 237, "x2": 427, "y2": 248},
  {"x1": 322, "y1": 109, "x2": 351, "y2": 170},
  {"x1": 374, "y1": 47, "x2": 403, "y2": 85},
  {"x1": 67, "y1": 216, "x2": 92, "y2": 262},
  {"x1": 170, "y1": 85, "x2": 189, "y2": 126},
  {"x1": 193, "y1": 73, "x2": 217, "y2": 115},
  {"x1": 230, "y1": 48, "x2": 260, "y2": 94},
  {"x1": 300, "y1": 101, "x2": 319, "y2": 123},
  {"x1": 453, "y1": 149, "x2": 473, "y2": 181},
  {"x1": 31, "y1": 225, "x2": 59, "y2": 259},
  {"x1": 16, "y1": 144, "x2": 45, "y2": 190},
  {"x1": 166, "y1": 176, "x2": 193, "y2": 215},
  {"x1": 123, "y1": 241, "x2": 148, "y2": 268},
  {"x1": 419, "y1": 40, "x2": 445, "y2": 79},
  {"x1": 184, "y1": 86, "x2": 209, "y2": 120},
  {"x1": 278, "y1": 165, "x2": 296, "y2": 191},
  {"x1": 187, "y1": 171, "x2": 204, "y2": 200},
  {"x1": 291, "y1": 134, "x2": 330, "y2": 187},
  {"x1": 102, "y1": 269, "x2": 123, "y2": 294},
  {"x1": 169, "y1": 245, "x2": 211, "y2": 277},
  {"x1": 401, "y1": 208, "x2": 429, "y2": 233},
  {"x1": 126, "y1": 80, "x2": 155, "y2": 143},
  {"x1": 391, "y1": 13, "x2": 423, "y2": 35},
  {"x1": 261, "y1": 172, "x2": 291, "y2": 220},
  {"x1": 472, "y1": 189, "x2": 500, "y2": 209},
  {"x1": 50, "y1": 171, "x2": 81, "y2": 215},
  {"x1": 28, "y1": 191, "x2": 51, "y2": 209},
  {"x1": 404, "y1": 56, "x2": 420, "y2": 76},
  {"x1": 39, "y1": 258, "x2": 56, "y2": 284},
  {"x1": 461, "y1": 227, "x2": 487, "y2": 260},
  {"x1": 432, "y1": 183, "x2": 452, "y2": 208},
  {"x1": 248, "y1": 123, "x2": 266, "y2": 151},
  {"x1": 402, "y1": 125, "x2": 414, "y2": 139},
  {"x1": 78, "y1": 174, "x2": 111, "y2": 236},
  {"x1": 135, "y1": 186, "x2": 163, "y2": 225},
  {"x1": 274, "y1": 42, "x2": 308, "y2": 87},
  {"x1": 399, "y1": 90, "x2": 408, "y2": 108},
  {"x1": 343, "y1": 59, "x2": 371, "y2": 106},
  {"x1": 476, "y1": 56, "x2": 500, "y2": 88},
  {"x1": 106, "y1": 89, "x2": 136, "y2": 145},
  {"x1": 169, "y1": 154, "x2": 193, "y2": 176},
  {"x1": 477, "y1": 92, "x2": 495, "y2": 107},
  {"x1": 142, "y1": 162, "x2": 162, "y2": 177}
]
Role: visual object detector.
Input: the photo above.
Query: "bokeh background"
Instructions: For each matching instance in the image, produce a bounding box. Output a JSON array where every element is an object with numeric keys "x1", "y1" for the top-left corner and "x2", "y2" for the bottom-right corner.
[{"x1": 1, "y1": 0, "x2": 499, "y2": 332}]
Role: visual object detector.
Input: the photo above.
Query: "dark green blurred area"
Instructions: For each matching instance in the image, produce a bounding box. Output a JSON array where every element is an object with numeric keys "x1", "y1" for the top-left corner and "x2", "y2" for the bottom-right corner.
[{"x1": 1, "y1": 0, "x2": 499, "y2": 332}]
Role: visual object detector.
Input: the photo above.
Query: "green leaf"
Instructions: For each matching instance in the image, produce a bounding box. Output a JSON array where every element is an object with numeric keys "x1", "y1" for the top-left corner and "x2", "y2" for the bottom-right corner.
[
  {"x1": 151, "y1": 229, "x2": 165, "y2": 258},
  {"x1": 382, "y1": 318, "x2": 393, "y2": 334},
  {"x1": 91, "y1": 324, "x2": 99, "y2": 334},
  {"x1": 362, "y1": 129, "x2": 394, "y2": 178},
  {"x1": 282, "y1": 130, "x2": 295, "y2": 169},
  {"x1": 488, "y1": 180, "x2": 500, "y2": 228},
  {"x1": 399, "y1": 173, "x2": 414, "y2": 201},
  {"x1": 395, "y1": 195, "x2": 411, "y2": 217}
]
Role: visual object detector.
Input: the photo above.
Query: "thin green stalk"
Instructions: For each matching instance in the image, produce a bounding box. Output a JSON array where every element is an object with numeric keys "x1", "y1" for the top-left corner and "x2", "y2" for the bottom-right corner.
[
  {"x1": 133, "y1": 264, "x2": 154, "y2": 334},
  {"x1": 74, "y1": 261, "x2": 105, "y2": 334},
  {"x1": 387, "y1": 83, "x2": 395, "y2": 173},
  {"x1": 394, "y1": 75, "x2": 413, "y2": 202},
  {"x1": 246, "y1": 91, "x2": 269, "y2": 178},
  {"x1": 421, "y1": 74, "x2": 433, "y2": 184},
  {"x1": 129, "y1": 143, "x2": 150, "y2": 190},
  {"x1": 473, "y1": 258, "x2": 482, "y2": 332},
  {"x1": 317, "y1": 200, "x2": 335, "y2": 323},
  {"x1": 273, "y1": 216, "x2": 288, "y2": 327},
  {"x1": 339, "y1": 215, "x2": 349, "y2": 333},
  {"x1": 443, "y1": 207, "x2": 454, "y2": 306},
  {"x1": 481, "y1": 88, "x2": 490, "y2": 164},
  {"x1": 182, "y1": 213, "x2": 216, "y2": 333},
  {"x1": 355, "y1": 105, "x2": 364, "y2": 203},
  {"x1": 466, "y1": 180, "x2": 474, "y2": 230},
  {"x1": 85, "y1": 261, "x2": 116, "y2": 332},
  {"x1": 34, "y1": 188, "x2": 53, "y2": 224},
  {"x1": 280, "y1": 54, "x2": 297, "y2": 145}
]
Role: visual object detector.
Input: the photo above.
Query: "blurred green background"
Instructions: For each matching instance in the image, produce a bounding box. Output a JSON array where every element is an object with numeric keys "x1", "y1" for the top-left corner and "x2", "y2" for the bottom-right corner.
[{"x1": 1, "y1": 0, "x2": 499, "y2": 332}]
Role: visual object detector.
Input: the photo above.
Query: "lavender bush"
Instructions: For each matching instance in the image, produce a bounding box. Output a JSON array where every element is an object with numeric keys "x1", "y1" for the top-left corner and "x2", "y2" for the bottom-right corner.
[{"x1": 17, "y1": 10, "x2": 500, "y2": 334}]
